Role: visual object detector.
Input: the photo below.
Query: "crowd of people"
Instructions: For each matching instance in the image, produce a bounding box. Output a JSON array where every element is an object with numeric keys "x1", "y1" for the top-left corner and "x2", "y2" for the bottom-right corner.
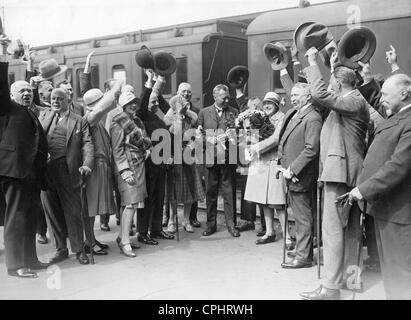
[{"x1": 0, "y1": 22, "x2": 411, "y2": 301}]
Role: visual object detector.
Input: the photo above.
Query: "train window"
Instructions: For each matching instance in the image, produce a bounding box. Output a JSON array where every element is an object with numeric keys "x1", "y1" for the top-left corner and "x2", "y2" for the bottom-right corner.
[
  {"x1": 113, "y1": 65, "x2": 126, "y2": 84},
  {"x1": 8, "y1": 73, "x2": 15, "y2": 85},
  {"x1": 66, "y1": 68, "x2": 73, "y2": 86},
  {"x1": 163, "y1": 73, "x2": 172, "y2": 95},
  {"x1": 176, "y1": 57, "x2": 188, "y2": 86},
  {"x1": 90, "y1": 65, "x2": 100, "y2": 89}
]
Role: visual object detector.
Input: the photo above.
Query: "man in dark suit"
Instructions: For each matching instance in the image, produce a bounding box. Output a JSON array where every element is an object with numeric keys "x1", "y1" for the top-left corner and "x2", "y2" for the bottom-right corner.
[
  {"x1": 39, "y1": 88, "x2": 94, "y2": 265},
  {"x1": 0, "y1": 38, "x2": 49, "y2": 278},
  {"x1": 56, "y1": 79, "x2": 85, "y2": 116},
  {"x1": 277, "y1": 82, "x2": 322, "y2": 269},
  {"x1": 198, "y1": 84, "x2": 240, "y2": 237},
  {"x1": 136, "y1": 70, "x2": 175, "y2": 244},
  {"x1": 300, "y1": 48, "x2": 370, "y2": 300},
  {"x1": 347, "y1": 73, "x2": 411, "y2": 299}
]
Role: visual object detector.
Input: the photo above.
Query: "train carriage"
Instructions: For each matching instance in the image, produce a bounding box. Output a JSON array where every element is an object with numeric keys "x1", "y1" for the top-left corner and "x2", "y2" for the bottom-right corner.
[
  {"x1": 246, "y1": 0, "x2": 411, "y2": 107},
  {"x1": 7, "y1": 19, "x2": 249, "y2": 109}
]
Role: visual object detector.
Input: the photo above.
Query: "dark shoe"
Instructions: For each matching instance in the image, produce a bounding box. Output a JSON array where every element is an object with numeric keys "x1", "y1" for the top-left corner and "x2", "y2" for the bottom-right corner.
[
  {"x1": 116, "y1": 237, "x2": 140, "y2": 250},
  {"x1": 84, "y1": 245, "x2": 108, "y2": 256},
  {"x1": 300, "y1": 286, "x2": 341, "y2": 300},
  {"x1": 256, "y1": 228, "x2": 266, "y2": 237},
  {"x1": 37, "y1": 234, "x2": 48, "y2": 244},
  {"x1": 100, "y1": 223, "x2": 110, "y2": 232},
  {"x1": 202, "y1": 227, "x2": 217, "y2": 236},
  {"x1": 228, "y1": 227, "x2": 240, "y2": 237},
  {"x1": 95, "y1": 240, "x2": 109, "y2": 250},
  {"x1": 255, "y1": 234, "x2": 276, "y2": 245},
  {"x1": 236, "y1": 221, "x2": 255, "y2": 232},
  {"x1": 29, "y1": 260, "x2": 50, "y2": 270},
  {"x1": 137, "y1": 234, "x2": 158, "y2": 245},
  {"x1": 190, "y1": 219, "x2": 201, "y2": 228},
  {"x1": 150, "y1": 230, "x2": 175, "y2": 240},
  {"x1": 76, "y1": 252, "x2": 90, "y2": 265},
  {"x1": 287, "y1": 251, "x2": 296, "y2": 259},
  {"x1": 8, "y1": 268, "x2": 38, "y2": 279},
  {"x1": 49, "y1": 249, "x2": 69, "y2": 264},
  {"x1": 281, "y1": 259, "x2": 313, "y2": 269}
]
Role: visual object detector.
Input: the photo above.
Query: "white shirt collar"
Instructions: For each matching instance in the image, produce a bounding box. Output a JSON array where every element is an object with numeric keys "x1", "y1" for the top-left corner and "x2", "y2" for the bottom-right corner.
[
  {"x1": 399, "y1": 104, "x2": 411, "y2": 113},
  {"x1": 343, "y1": 90, "x2": 356, "y2": 98}
]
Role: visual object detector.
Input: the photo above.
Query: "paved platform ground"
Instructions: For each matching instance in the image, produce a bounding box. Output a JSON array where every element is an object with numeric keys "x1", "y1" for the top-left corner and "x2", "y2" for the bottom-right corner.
[{"x1": 0, "y1": 209, "x2": 385, "y2": 300}]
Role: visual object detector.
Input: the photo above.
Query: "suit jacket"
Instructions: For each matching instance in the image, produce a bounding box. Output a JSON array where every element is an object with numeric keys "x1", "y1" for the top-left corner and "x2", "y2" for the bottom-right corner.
[
  {"x1": 305, "y1": 65, "x2": 370, "y2": 187},
  {"x1": 0, "y1": 62, "x2": 48, "y2": 182},
  {"x1": 358, "y1": 107, "x2": 411, "y2": 225},
  {"x1": 198, "y1": 104, "x2": 238, "y2": 167},
  {"x1": 278, "y1": 105, "x2": 322, "y2": 192},
  {"x1": 39, "y1": 109, "x2": 94, "y2": 189},
  {"x1": 70, "y1": 101, "x2": 85, "y2": 117}
]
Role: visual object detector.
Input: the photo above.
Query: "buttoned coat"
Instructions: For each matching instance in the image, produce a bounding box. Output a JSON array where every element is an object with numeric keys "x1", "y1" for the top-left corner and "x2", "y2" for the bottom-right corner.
[
  {"x1": 38, "y1": 108, "x2": 94, "y2": 189},
  {"x1": 305, "y1": 65, "x2": 370, "y2": 187},
  {"x1": 358, "y1": 107, "x2": 411, "y2": 225}
]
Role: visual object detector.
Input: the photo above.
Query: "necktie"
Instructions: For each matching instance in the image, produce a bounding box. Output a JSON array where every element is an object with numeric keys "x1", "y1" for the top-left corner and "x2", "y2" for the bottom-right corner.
[
  {"x1": 48, "y1": 113, "x2": 59, "y2": 135},
  {"x1": 216, "y1": 107, "x2": 223, "y2": 118}
]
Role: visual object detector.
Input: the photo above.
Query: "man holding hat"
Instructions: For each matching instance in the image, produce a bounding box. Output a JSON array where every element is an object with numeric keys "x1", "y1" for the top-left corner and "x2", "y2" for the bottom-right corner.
[
  {"x1": 39, "y1": 87, "x2": 94, "y2": 265},
  {"x1": 300, "y1": 48, "x2": 370, "y2": 300}
]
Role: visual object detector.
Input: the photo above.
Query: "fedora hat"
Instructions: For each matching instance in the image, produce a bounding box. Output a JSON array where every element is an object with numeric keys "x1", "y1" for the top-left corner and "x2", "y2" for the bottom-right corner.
[
  {"x1": 135, "y1": 45, "x2": 155, "y2": 69},
  {"x1": 337, "y1": 26, "x2": 376, "y2": 69},
  {"x1": 38, "y1": 58, "x2": 67, "y2": 81},
  {"x1": 153, "y1": 51, "x2": 176, "y2": 76},
  {"x1": 227, "y1": 65, "x2": 249, "y2": 88},
  {"x1": 7, "y1": 39, "x2": 26, "y2": 59},
  {"x1": 83, "y1": 88, "x2": 104, "y2": 107},
  {"x1": 263, "y1": 42, "x2": 289, "y2": 71},
  {"x1": 294, "y1": 22, "x2": 334, "y2": 53}
]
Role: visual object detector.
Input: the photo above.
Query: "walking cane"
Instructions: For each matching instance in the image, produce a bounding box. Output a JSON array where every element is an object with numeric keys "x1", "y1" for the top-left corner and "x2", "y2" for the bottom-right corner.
[
  {"x1": 80, "y1": 174, "x2": 94, "y2": 264},
  {"x1": 172, "y1": 165, "x2": 180, "y2": 242},
  {"x1": 352, "y1": 201, "x2": 366, "y2": 300},
  {"x1": 316, "y1": 181, "x2": 322, "y2": 279},
  {"x1": 276, "y1": 170, "x2": 288, "y2": 265}
]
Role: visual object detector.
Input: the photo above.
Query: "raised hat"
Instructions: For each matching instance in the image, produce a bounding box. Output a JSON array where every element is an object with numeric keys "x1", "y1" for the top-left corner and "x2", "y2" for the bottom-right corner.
[
  {"x1": 263, "y1": 42, "x2": 289, "y2": 71},
  {"x1": 7, "y1": 39, "x2": 25, "y2": 59},
  {"x1": 227, "y1": 65, "x2": 249, "y2": 88},
  {"x1": 83, "y1": 88, "x2": 103, "y2": 106},
  {"x1": 337, "y1": 26, "x2": 376, "y2": 69},
  {"x1": 154, "y1": 51, "x2": 176, "y2": 76},
  {"x1": 119, "y1": 91, "x2": 138, "y2": 108},
  {"x1": 263, "y1": 92, "x2": 281, "y2": 106},
  {"x1": 135, "y1": 45, "x2": 154, "y2": 69},
  {"x1": 294, "y1": 22, "x2": 334, "y2": 54},
  {"x1": 38, "y1": 58, "x2": 68, "y2": 81}
]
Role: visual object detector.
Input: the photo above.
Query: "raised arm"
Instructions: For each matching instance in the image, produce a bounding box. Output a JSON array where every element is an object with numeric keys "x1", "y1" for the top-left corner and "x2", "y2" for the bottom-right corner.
[{"x1": 86, "y1": 81, "x2": 121, "y2": 126}]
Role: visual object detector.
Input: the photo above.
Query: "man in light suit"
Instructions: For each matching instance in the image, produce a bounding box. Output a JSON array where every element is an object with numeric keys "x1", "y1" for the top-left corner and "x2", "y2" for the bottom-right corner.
[
  {"x1": 278, "y1": 82, "x2": 322, "y2": 269},
  {"x1": 347, "y1": 73, "x2": 411, "y2": 299},
  {"x1": 198, "y1": 84, "x2": 240, "y2": 237},
  {"x1": 300, "y1": 48, "x2": 370, "y2": 300},
  {"x1": 39, "y1": 88, "x2": 94, "y2": 265}
]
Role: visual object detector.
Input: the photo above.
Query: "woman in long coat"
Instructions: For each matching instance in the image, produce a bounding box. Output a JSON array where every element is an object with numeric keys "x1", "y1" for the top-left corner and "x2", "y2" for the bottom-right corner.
[
  {"x1": 244, "y1": 93, "x2": 287, "y2": 245},
  {"x1": 164, "y1": 95, "x2": 205, "y2": 233},
  {"x1": 83, "y1": 84, "x2": 121, "y2": 255},
  {"x1": 111, "y1": 91, "x2": 150, "y2": 257}
]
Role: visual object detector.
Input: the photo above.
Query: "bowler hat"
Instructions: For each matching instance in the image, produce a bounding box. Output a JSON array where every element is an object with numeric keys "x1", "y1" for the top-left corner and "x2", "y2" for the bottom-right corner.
[
  {"x1": 83, "y1": 88, "x2": 104, "y2": 106},
  {"x1": 38, "y1": 58, "x2": 68, "y2": 81},
  {"x1": 227, "y1": 65, "x2": 249, "y2": 88},
  {"x1": 154, "y1": 51, "x2": 176, "y2": 76},
  {"x1": 263, "y1": 42, "x2": 289, "y2": 71},
  {"x1": 337, "y1": 26, "x2": 376, "y2": 69},
  {"x1": 294, "y1": 22, "x2": 334, "y2": 53},
  {"x1": 135, "y1": 45, "x2": 155, "y2": 69}
]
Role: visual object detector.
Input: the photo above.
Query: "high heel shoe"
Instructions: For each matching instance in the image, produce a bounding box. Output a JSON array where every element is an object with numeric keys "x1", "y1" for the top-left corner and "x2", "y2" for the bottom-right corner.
[{"x1": 119, "y1": 242, "x2": 136, "y2": 258}]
